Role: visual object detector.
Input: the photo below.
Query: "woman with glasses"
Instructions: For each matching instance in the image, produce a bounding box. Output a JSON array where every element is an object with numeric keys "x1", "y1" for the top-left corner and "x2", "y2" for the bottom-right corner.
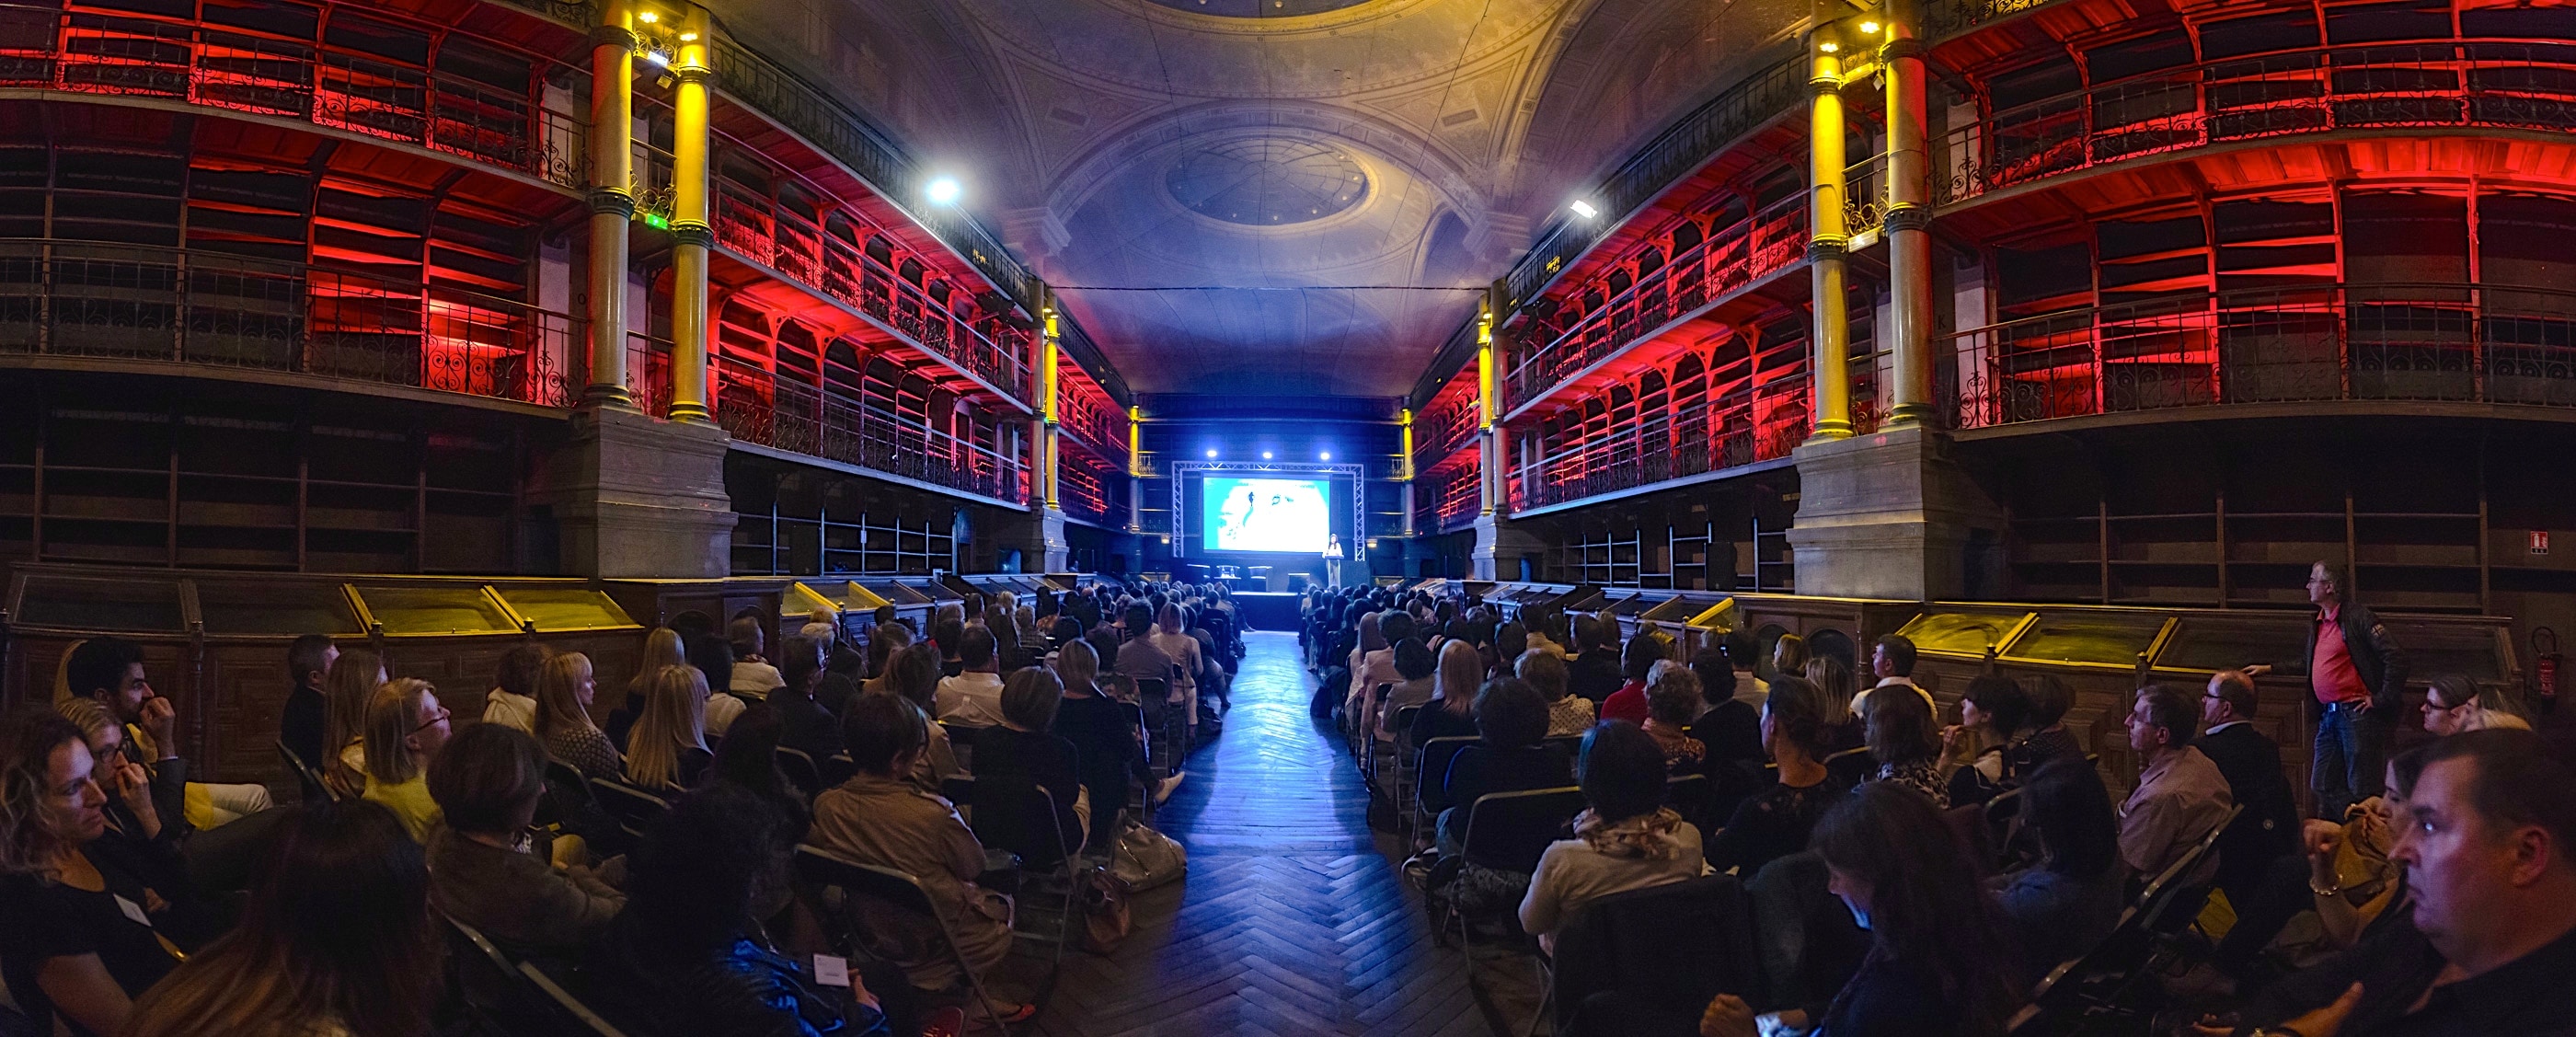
[{"x1": 360, "y1": 679, "x2": 452, "y2": 843}]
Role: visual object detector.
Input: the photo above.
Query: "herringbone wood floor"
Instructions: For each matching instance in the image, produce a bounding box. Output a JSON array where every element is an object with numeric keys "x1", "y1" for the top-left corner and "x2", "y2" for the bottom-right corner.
[{"x1": 1027, "y1": 632, "x2": 1524, "y2": 1037}]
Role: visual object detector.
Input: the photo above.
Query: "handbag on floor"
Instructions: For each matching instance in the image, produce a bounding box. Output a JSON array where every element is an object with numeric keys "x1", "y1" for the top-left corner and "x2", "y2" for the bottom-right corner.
[
  {"x1": 1110, "y1": 818, "x2": 1188, "y2": 892},
  {"x1": 1082, "y1": 868, "x2": 1133, "y2": 954}
]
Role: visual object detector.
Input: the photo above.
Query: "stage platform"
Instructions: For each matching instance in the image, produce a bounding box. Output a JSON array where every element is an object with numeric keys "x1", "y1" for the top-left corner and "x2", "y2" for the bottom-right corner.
[{"x1": 1233, "y1": 592, "x2": 1303, "y2": 630}]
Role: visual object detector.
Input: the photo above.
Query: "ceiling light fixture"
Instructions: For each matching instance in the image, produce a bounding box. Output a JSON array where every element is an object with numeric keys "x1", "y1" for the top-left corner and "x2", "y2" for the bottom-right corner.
[
  {"x1": 642, "y1": 49, "x2": 669, "y2": 66},
  {"x1": 1858, "y1": 19, "x2": 1880, "y2": 33},
  {"x1": 1262, "y1": 451, "x2": 1273, "y2": 459},
  {"x1": 1569, "y1": 199, "x2": 1599, "y2": 219},
  {"x1": 678, "y1": 30, "x2": 698, "y2": 40},
  {"x1": 636, "y1": 9, "x2": 657, "y2": 22},
  {"x1": 1205, "y1": 449, "x2": 1218, "y2": 458},
  {"x1": 1819, "y1": 40, "x2": 1840, "y2": 52},
  {"x1": 1319, "y1": 452, "x2": 1331, "y2": 460},
  {"x1": 925, "y1": 177, "x2": 962, "y2": 206}
]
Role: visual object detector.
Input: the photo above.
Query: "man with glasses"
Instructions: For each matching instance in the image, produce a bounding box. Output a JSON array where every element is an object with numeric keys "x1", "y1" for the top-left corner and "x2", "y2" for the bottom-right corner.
[
  {"x1": 2300, "y1": 561, "x2": 2409, "y2": 821},
  {"x1": 2202, "y1": 669, "x2": 2301, "y2": 911}
]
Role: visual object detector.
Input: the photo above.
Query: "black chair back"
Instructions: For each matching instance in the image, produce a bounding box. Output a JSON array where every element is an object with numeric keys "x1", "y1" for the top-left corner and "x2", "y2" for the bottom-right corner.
[
  {"x1": 1459, "y1": 786, "x2": 1586, "y2": 873},
  {"x1": 277, "y1": 739, "x2": 330, "y2": 804},
  {"x1": 519, "y1": 960, "x2": 632, "y2": 1037},
  {"x1": 587, "y1": 778, "x2": 672, "y2": 840},
  {"x1": 1541, "y1": 733, "x2": 1584, "y2": 762},
  {"x1": 1549, "y1": 876, "x2": 1759, "y2": 1031},
  {"x1": 821, "y1": 752, "x2": 857, "y2": 789},
  {"x1": 775, "y1": 746, "x2": 823, "y2": 799},
  {"x1": 1823, "y1": 746, "x2": 1875, "y2": 789},
  {"x1": 939, "y1": 774, "x2": 977, "y2": 806},
  {"x1": 971, "y1": 772, "x2": 1074, "y2": 870},
  {"x1": 1664, "y1": 773, "x2": 1719, "y2": 833},
  {"x1": 1414, "y1": 735, "x2": 1480, "y2": 812}
]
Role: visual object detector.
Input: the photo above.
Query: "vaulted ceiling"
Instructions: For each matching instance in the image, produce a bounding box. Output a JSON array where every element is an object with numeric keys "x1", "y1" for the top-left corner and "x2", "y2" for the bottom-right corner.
[{"x1": 713, "y1": 0, "x2": 1809, "y2": 398}]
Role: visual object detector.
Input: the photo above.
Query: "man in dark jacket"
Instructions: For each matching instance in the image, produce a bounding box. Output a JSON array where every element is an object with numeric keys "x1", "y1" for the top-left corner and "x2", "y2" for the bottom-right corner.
[
  {"x1": 2297, "y1": 561, "x2": 2408, "y2": 820},
  {"x1": 2198, "y1": 670, "x2": 2300, "y2": 908},
  {"x1": 1565, "y1": 616, "x2": 1626, "y2": 704}
]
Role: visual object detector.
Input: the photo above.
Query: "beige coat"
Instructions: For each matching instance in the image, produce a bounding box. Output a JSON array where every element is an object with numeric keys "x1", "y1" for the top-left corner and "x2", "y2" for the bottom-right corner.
[{"x1": 810, "y1": 772, "x2": 1012, "y2": 990}]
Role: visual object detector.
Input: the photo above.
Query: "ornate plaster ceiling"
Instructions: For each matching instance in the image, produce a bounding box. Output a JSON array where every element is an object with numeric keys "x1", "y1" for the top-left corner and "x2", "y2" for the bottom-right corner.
[{"x1": 713, "y1": 0, "x2": 1810, "y2": 398}]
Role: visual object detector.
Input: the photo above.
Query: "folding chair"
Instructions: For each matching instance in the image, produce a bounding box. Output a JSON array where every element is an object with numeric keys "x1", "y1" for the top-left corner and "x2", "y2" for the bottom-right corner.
[
  {"x1": 938, "y1": 721, "x2": 989, "y2": 771},
  {"x1": 536, "y1": 756, "x2": 627, "y2": 857},
  {"x1": 1664, "y1": 773, "x2": 1719, "y2": 835},
  {"x1": 821, "y1": 752, "x2": 858, "y2": 789},
  {"x1": 775, "y1": 745, "x2": 823, "y2": 799},
  {"x1": 2007, "y1": 804, "x2": 2245, "y2": 1035},
  {"x1": 276, "y1": 739, "x2": 331, "y2": 804},
  {"x1": 1409, "y1": 736, "x2": 1479, "y2": 848},
  {"x1": 1545, "y1": 876, "x2": 1759, "y2": 1036},
  {"x1": 1387, "y1": 705, "x2": 1425, "y2": 812},
  {"x1": 795, "y1": 846, "x2": 1018, "y2": 1037},
  {"x1": 1823, "y1": 746, "x2": 1876, "y2": 789},
  {"x1": 1134, "y1": 677, "x2": 1174, "y2": 772},
  {"x1": 519, "y1": 960, "x2": 632, "y2": 1037},
  {"x1": 1359, "y1": 683, "x2": 1396, "y2": 788},
  {"x1": 443, "y1": 914, "x2": 629, "y2": 1036},
  {"x1": 1450, "y1": 787, "x2": 1586, "y2": 985},
  {"x1": 587, "y1": 778, "x2": 672, "y2": 841},
  {"x1": 969, "y1": 777, "x2": 1083, "y2": 975}
]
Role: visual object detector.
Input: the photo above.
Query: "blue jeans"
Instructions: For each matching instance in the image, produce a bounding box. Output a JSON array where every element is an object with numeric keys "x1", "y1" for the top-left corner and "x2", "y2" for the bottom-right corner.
[{"x1": 2311, "y1": 701, "x2": 2391, "y2": 820}]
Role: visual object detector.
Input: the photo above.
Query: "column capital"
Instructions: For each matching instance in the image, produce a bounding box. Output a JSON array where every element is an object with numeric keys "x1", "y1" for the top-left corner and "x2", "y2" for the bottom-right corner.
[
  {"x1": 588, "y1": 189, "x2": 636, "y2": 217},
  {"x1": 673, "y1": 64, "x2": 715, "y2": 86},
  {"x1": 589, "y1": 24, "x2": 639, "y2": 51},
  {"x1": 1881, "y1": 205, "x2": 1933, "y2": 233},
  {"x1": 670, "y1": 223, "x2": 714, "y2": 248},
  {"x1": 1806, "y1": 237, "x2": 1848, "y2": 262},
  {"x1": 1879, "y1": 36, "x2": 1927, "y2": 62}
]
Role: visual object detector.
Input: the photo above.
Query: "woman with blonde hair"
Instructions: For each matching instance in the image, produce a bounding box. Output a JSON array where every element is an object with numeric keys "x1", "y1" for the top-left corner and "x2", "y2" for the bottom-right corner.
[
  {"x1": 536, "y1": 651, "x2": 622, "y2": 779},
  {"x1": 319, "y1": 647, "x2": 387, "y2": 800},
  {"x1": 360, "y1": 678, "x2": 452, "y2": 842},
  {"x1": 1410, "y1": 639, "x2": 1487, "y2": 745},
  {"x1": 1150, "y1": 603, "x2": 1206, "y2": 742},
  {"x1": 607, "y1": 628, "x2": 685, "y2": 750},
  {"x1": 624, "y1": 664, "x2": 711, "y2": 791}
]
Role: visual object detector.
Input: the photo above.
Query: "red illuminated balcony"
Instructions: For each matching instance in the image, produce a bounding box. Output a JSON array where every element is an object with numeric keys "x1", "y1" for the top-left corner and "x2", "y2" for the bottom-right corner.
[
  {"x1": 1417, "y1": 445, "x2": 1480, "y2": 535},
  {"x1": 1057, "y1": 360, "x2": 1127, "y2": 466},
  {"x1": 711, "y1": 351, "x2": 1028, "y2": 505},
  {"x1": 1950, "y1": 282, "x2": 2576, "y2": 430},
  {"x1": 1058, "y1": 447, "x2": 1127, "y2": 529},
  {"x1": 1412, "y1": 366, "x2": 1479, "y2": 467}
]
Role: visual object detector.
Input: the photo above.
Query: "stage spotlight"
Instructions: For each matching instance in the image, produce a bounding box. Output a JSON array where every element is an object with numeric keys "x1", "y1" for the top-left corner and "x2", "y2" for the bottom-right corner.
[
  {"x1": 925, "y1": 177, "x2": 962, "y2": 206},
  {"x1": 1319, "y1": 452, "x2": 1331, "y2": 460},
  {"x1": 1570, "y1": 199, "x2": 1599, "y2": 219},
  {"x1": 1262, "y1": 451, "x2": 1273, "y2": 459},
  {"x1": 1205, "y1": 449, "x2": 1217, "y2": 458}
]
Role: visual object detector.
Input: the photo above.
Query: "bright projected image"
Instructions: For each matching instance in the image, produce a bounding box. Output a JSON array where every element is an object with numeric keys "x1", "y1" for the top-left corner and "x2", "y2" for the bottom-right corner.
[{"x1": 1204, "y1": 477, "x2": 1331, "y2": 554}]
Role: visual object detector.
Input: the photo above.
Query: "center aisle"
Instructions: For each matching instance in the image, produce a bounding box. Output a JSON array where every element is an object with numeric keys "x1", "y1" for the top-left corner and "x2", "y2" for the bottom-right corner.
[{"x1": 1031, "y1": 631, "x2": 1493, "y2": 1037}]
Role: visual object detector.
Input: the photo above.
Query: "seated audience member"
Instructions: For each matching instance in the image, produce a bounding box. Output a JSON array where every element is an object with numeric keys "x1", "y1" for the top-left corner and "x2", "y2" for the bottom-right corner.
[
  {"x1": 1994, "y1": 760, "x2": 2125, "y2": 981},
  {"x1": 1862, "y1": 685, "x2": 1949, "y2": 809},
  {"x1": 535, "y1": 651, "x2": 622, "y2": 781},
  {"x1": 934, "y1": 626, "x2": 1007, "y2": 727},
  {"x1": 818, "y1": 627, "x2": 866, "y2": 720},
  {"x1": 799, "y1": 606, "x2": 838, "y2": 649},
  {"x1": 770, "y1": 636, "x2": 845, "y2": 765},
  {"x1": 120, "y1": 801, "x2": 436, "y2": 1037},
  {"x1": 1519, "y1": 649, "x2": 1594, "y2": 739},
  {"x1": 360, "y1": 679, "x2": 452, "y2": 844},
  {"x1": 934, "y1": 616, "x2": 969, "y2": 678},
  {"x1": 2198, "y1": 669, "x2": 2299, "y2": 910},
  {"x1": 2116, "y1": 684, "x2": 2233, "y2": 880},
  {"x1": 64, "y1": 638, "x2": 272, "y2": 831},
  {"x1": 702, "y1": 704, "x2": 811, "y2": 842},
  {"x1": 480, "y1": 643, "x2": 547, "y2": 733},
  {"x1": 1771, "y1": 633, "x2": 1809, "y2": 681},
  {"x1": 319, "y1": 648, "x2": 389, "y2": 800},
  {"x1": 426, "y1": 724, "x2": 622, "y2": 954},
  {"x1": 1804, "y1": 655, "x2": 1864, "y2": 753},
  {"x1": 589, "y1": 785, "x2": 891, "y2": 1037},
  {"x1": 2232, "y1": 730, "x2": 2576, "y2": 1036},
  {"x1": 1565, "y1": 617, "x2": 1626, "y2": 705},
  {"x1": 1052, "y1": 640, "x2": 1170, "y2": 832},
  {"x1": 1851, "y1": 633, "x2": 1935, "y2": 718},
  {"x1": 1378, "y1": 638, "x2": 1442, "y2": 741},
  {"x1": 1518, "y1": 720, "x2": 1707, "y2": 955},
  {"x1": 1409, "y1": 640, "x2": 1486, "y2": 747},
  {"x1": 862, "y1": 622, "x2": 914, "y2": 697},
  {"x1": 975, "y1": 668, "x2": 1088, "y2": 855},
  {"x1": 2421, "y1": 672, "x2": 2531, "y2": 735},
  {"x1": 625, "y1": 665, "x2": 714, "y2": 792},
  {"x1": 1151, "y1": 604, "x2": 1210, "y2": 737},
  {"x1": 1640, "y1": 662, "x2": 1708, "y2": 776},
  {"x1": 1687, "y1": 648, "x2": 1761, "y2": 767},
  {"x1": 1718, "y1": 630, "x2": 1770, "y2": 706},
  {"x1": 1435, "y1": 678, "x2": 1573, "y2": 855},
  {"x1": 1693, "y1": 783, "x2": 2024, "y2": 1037},
  {"x1": 276, "y1": 634, "x2": 338, "y2": 776},
  {"x1": 991, "y1": 609, "x2": 1027, "y2": 674},
  {"x1": 1597, "y1": 634, "x2": 1669, "y2": 726},
  {"x1": 607, "y1": 628, "x2": 686, "y2": 752},
  {"x1": 0, "y1": 711, "x2": 188, "y2": 1036},
  {"x1": 811, "y1": 695, "x2": 1029, "y2": 1022},
  {"x1": 2017, "y1": 674, "x2": 2084, "y2": 769},
  {"x1": 881, "y1": 645, "x2": 963, "y2": 794},
  {"x1": 1944, "y1": 674, "x2": 2032, "y2": 807},
  {"x1": 1707, "y1": 676, "x2": 1844, "y2": 877},
  {"x1": 709, "y1": 616, "x2": 784, "y2": 738},
  {"x1": 684, "y1": 634, "x2": 736, "y2": 720}
]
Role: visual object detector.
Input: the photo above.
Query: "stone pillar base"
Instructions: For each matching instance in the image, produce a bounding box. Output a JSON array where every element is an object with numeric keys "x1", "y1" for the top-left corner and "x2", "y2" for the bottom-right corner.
[
  {"x1": 1470, "y1": 513, "x2": 1546, "y2": 582},
  {"x1": 534, "y1": 406, "x2": 735, "y2": 579},
  {"x1": 1785, "y1": 424, "x2": 2003, "y2": 601}
]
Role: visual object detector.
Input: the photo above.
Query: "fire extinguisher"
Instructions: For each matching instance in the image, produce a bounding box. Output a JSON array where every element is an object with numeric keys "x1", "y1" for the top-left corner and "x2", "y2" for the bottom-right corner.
[{"x1": 2534, "y1": 627, "x2": 2561, "y2": 713}]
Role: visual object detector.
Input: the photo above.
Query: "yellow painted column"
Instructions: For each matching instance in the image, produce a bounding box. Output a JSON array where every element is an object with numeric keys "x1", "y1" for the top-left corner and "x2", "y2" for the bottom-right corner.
[
  {"x1": 1806, "y1": 28, "x2": 1856, "y2": 442},
  {"x1": 663, "y1": 5, "x2": 714, "y2": 423},
  {"x1": 1398, "y1": 406, "x2": 1416, "y2": 536},
  {"x1": 1125, "y1": 403, "x2": 1144, "y2": 533},
  {"x1": 1039, "y1": 300, "x2": 1061, "y2": 510},
  {"x1": 1882, "y1": 0, "x2": 1938, "y2": 427},
  {"x1": 1476, "y1": 303, "x2": 1499, "y2": 515},
  {"x1": 582, "y1": 0, "x2": 635, "y2": 409}
]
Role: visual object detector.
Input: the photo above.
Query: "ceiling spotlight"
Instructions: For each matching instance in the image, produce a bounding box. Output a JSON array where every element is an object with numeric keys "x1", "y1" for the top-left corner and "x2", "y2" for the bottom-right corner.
[
  {"x1": 1319, "y1": 452, "x2": 1331, "y2": 460},
  {"x1": 1858, "y1": 19, "x2": 1880, "y2": 33},
  {"x1": 678, "y1": 30, "x2": 698, "y2": 40},
  {"x1": 1569, "y1": 199, "x2": 1599, "y2": 219},
  {"x1": 636, "y1": 9, "x2": 657, "y2": 22},
  {"x1": 642, "y1": 49, "x2": 668, "y2": 65},
  {"x1": 925, "y1": 177, "x2": 962, "y2": 206},
  {"x1": 1205, "y1": 449, "x2": 1217, "y2": 458},
  {"x1": 1819, "y1": 40, "x2": 1840, "y2": 53},
  {"x1": 1262, "y1": 451, "x2": 1274, "y2": 459}
]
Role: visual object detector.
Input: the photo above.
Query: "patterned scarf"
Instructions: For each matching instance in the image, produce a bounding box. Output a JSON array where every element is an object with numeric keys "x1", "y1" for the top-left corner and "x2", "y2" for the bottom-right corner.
[{"x1": 1571, "y1": 807, "x2": 1685, "y2": 860}]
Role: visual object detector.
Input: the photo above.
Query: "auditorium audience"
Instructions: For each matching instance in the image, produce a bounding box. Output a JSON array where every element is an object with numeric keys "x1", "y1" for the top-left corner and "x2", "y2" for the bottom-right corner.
[
  {"x1": 1944, "y1": 674, "x2": 2031, "y2": 806},
  {"x1": 625, "y1": 664, "x2": 713, "y2": 792},
  {"x1": 1771, "y1": 633, "x2": 1808, "y2": 681},
  {"x1": 1995, "y1": 759, "x2": 2124, "y2": 980},
  {"x1": 1052, "y1": 640, "x2": 1167, "y2": 831},
  {"x1": 771, "y1": 636, "x2": 846, "y2": 765},
  {"x1": 609, "y1": 628, "x2": 687, "y2": 751},
  {"x1": 1687, "y1": 648, "x2": 1761, "y2": 768},
  {"x1": 2018, "y1": 674, "x2": 2085, "y2": 768},
  {"x1": 2421, "y1": 672, "x2": 2530, "y2": 735},
  {"x1": 276, "y1": 634, "x2": 338, "y2": 777},
  {"x1": 319, "y1": 647, "x2": 388, "y2": 799},
  {"x1": 425, "y1": 724, "x2": 622, "y2": 954},
  {"x1": 535, "y1": 651, "x2": 622, "y2": 781},
  {"x1": 934, "y1": 626, "x2": 1007, "y2": 727},
  {"x1": 1519, "y1": 649, "x2": 1595, "y2": 738},
  {"x1": 1598, "y1": 632, "x2": 1669, "y2": 726},
  {"x1": 588, "y1": 784, "x2": 891, "y2": 1037},
  {"x1": 2116, "y1": 684, "x2": 2234, "y2": 880},
  {"x1": 1862, "y1": 683, "x2": 1948, "y2": 809},
  {"x1": 2198, "y1": 669, "x2": 2300, "y2": 911},
  {"x1": 63, "y1": 638, "x2": 271, "y2": 829},
  {"x1": 360, "y1": 679, "x2": 451, "y2": 843},
  {"x1": 0, "y1": 711, "x2": 188, "y2": 1035},
  {"x1": 1707, "y1": 675, "x2": 1842, "y2": 877},
  {"x1": 1150, "y1": 604, "x2": 1208, "y2": 740},
  {"x1": 478, "y1": 643, "x2": 546, "y2": 734},
  {"x1": 1641, "y1": 663, "x2": 1708, "y2": 776},
  {"x1": 1519, "y1": 720, "x2": 1705, "y2": 956},
  {"x1": 862, "y1": 621, "x2": 914, "y2": 697},
  {"x1": 120, "y1": 801, "x2": 434, "y2": 1037},
  {"x1": 1852, "y1": 633, "x2": 1934, "y2": 718},
  {"x1": 977, "y1": 667, "x2": 1089, "y2": 856},
  {"x1": 1410, "y1": 640, "x2": 1485, "y2": 746},
  {"x1": 1433, "y1": 678, "x2": 1571, "y2": 856},
  {"x1": 818, "y1": 625, "x2": 867, "y2": 720},
  {"x1": 811, "y1": 694, "x2": 1028, "y2": 1022},
  {"x1": 1378, "y1": 638, "x2": 1442, "y2": 740}
]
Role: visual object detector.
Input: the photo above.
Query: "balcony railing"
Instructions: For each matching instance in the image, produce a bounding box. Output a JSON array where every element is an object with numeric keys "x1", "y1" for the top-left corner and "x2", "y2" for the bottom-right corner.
[
  {"x1": 1949, "y1": 282, "x2": 2576, "y2": 429},
  {"x1": 1420, "y1": 450, "x2": 1481, "y2": 534},
  {"x1": 1056, "y1": 370, "x2": 1127, "y2": 461},
  {"x1": 1414, "y1": 386, "x2": 1481, "y2": 466},
  {"x1": 0, "y1": 239, "x2": 577, "y2": 407},
  {"x1": 1506, "y1": 194, "x2": 1806, "y2": 410},
  {"x1": 712, "y1": 354, "x2": 1029, "y2": 503},
  {"x1": 1935, "y1": 40, "x2": 2576, "y2": 210},
  {"x1": 1509, "y1": 370, "x2": 1814, "y2": 512},
  {"x1": 0, "y1": 4, "x2": 588, "y2": 189}
]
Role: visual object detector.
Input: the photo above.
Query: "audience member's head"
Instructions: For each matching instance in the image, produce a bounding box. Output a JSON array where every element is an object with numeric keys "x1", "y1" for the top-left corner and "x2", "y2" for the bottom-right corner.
[
  {"x1": 1395, "y1": 638, "x2": 1438, "y2": 684},
  {"x1": 934, "y1": 617, "x2": 967, "y2": 660},
  {"x1": 1472, "y1": 677, "x2": 1548, "y2": 749},
  {"x1": 1759, "y1": 675, "x2": 1829, "y2": 763},
  {"x1": 428, "y1": 722, "x2": 546, "y2": 837},
  {"x1": 868, "y1": 621, "x2": 915, "y2": 677},
  {"x1": 288, "y1": 634, "x2": 339, "y2": 691},
  {"x1": 2206, "y1": 670, "x2": 2259, "y2": 728},
  {"x1": 493, "y1": 643, "x2": 549, "y2": 706},
  {"x1": 635, "y1": 628, "x2": 687, "y2": 692},
  {"x1": 1960, "y1": 674, "x2": 2030, "y2": 738},
  {"x1": 843, "y1": 691, "x2": 927, "y2": 778},
  {"x1": 534, "y1": 651, "x2": 599, "y2": 740},
  {"x1": 53, "y1": 698, "x2": 121, "y2": 765},
  {"x1": 2023, "y1": 674, "x2": 2073, "y2": 731},
  {"x1": 1864, "y1": 681, "x2": 1936, "y2": 768},
  {"x1": 1515, "y1": 650, "x2": 1570, "y2": 702},
  {"x1": 121, "y1": 801, "x2": 434, "y2": 1037},
  {"x1": 2422, "y1": 674, "x2": 2527, "y2": 735},
  {"x1": 1621, "y1": 632, "x2": 1666, "y2": 684},
  {"x1": 1871, "y1": 634, "x2": 1917, "y2": 680},
  {"x1": 623, "y1": 785, "x2": 789, "y2": 955},
  {"x1": 1576, "y1": 720, "x2": 1669, "y2": 824},
  {"x1": 1718, "y1": 630, "x2": 1757, "y2": 677},
  {"x1": 362, "y1": 679, "x2": 449, "y2": 785},
  {"x1": 885, "y1": 644, "x2": 943, "y2": 712},
  {"x1": 1645, "y1": 661, "x2": 1702, "y2": 728},
  {"x1": 778, "y1": 637, "x2": 824, "y2": 702},
  {"x1": 728, "y1": 616, "x2": 767, "y2": 663},
  {"x1": 1687, "y1": 648, "x2": 1733, "y2": 710},
  {"x1": 1, "y1": 711, "x2": 100, "y2": 873},
  {"x1": 1805, "y1": 654, "x2": 1856, "y2": 720},
  {"x1": 1357, "y1": 612, "x2": 1387, "y2": 654},
  {"x1": 1813, "y1": 783, "x2": 2023, "y2": 1033},
  {"x1": 1380, "y1": 612, "x2": 1417, "y2": 647},
  {"x1": 2124, "y1": 684, "x2": 2194, "y2": 758},
  {"x1": 627, "y1": 665, "x2": 709, "y2": 789},
  {"x1": 1055, "y1": 639, "x2": 1099, "y2": 696},
  {"x1": 684, "y1": 634, "x2": 734, "y2": 701},
  {"x1": 65, "y1": 635, "x2": 152, "y2": 722},
  {"x1": 1436, "y1": 639, "x2": 1483, "y2": 715},
  {"x1": 1002, "y1": 667, "x2": 1065, "y2": 732},
  {"x1": 2387, "y1": 730, "x2": 2576, "y2": 974},
  {"x1": 1772, "y1": 633, "x2": 1808, "y2": 675},
  {"x1": 707, "y1": 702, "x2": 795, "y2": 805},
  {"x1": 2023, "y1": 758, "x2": 2118, "y2": 880},
  {"x1": 958, "y1": 626, "x2": 999, "y2": 673}
]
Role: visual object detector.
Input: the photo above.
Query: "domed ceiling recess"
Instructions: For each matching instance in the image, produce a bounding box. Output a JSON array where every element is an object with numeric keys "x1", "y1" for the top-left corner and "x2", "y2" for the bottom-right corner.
[{"x1": 721, "y1": 0, "x2": 1809, "y2": 397}]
